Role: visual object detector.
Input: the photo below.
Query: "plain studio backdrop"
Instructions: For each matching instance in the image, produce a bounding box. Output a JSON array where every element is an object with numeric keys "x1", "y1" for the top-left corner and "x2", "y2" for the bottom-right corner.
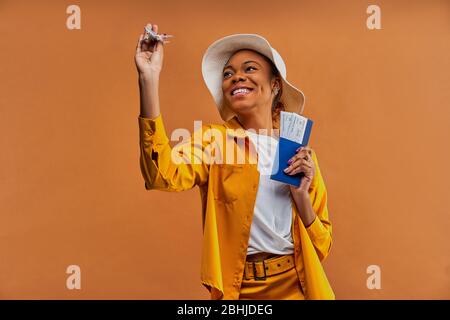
[{"x1": 0, "y1": 0, "x2": 449, "y2": 299}]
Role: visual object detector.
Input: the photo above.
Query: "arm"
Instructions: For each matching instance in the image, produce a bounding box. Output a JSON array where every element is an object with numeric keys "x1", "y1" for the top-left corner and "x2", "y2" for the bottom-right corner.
[
  {"x1": 135, "y1": 23, "x2": 209, "y2": 191},
  {"x1": 291, "y1": 149, "x2": 333, "y2": 261},
  {"x1": 139, "y1": 73, "x2": 161, "y2": 119},
  {"x1": 135, "y1": 23, "x2": 164, "y2": 119},
  {"x1": 138, "y1": 113, "x2": 210, "y2": 192}
]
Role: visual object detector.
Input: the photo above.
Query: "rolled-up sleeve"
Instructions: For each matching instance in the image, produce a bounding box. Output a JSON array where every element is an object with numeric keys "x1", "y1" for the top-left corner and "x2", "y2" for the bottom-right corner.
[
  {"x1": 305, "y1": 149, "x2": 333, "y2": 261},
  {"x1": 138, "y1": 113, "x2": 210, "y2": 192}
]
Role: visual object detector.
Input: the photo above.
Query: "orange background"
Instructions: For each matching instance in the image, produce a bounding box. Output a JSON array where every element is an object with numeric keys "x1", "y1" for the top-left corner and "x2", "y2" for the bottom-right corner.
[{"x1": 1, "y1": 0, "x2": 449, "y2": 299}]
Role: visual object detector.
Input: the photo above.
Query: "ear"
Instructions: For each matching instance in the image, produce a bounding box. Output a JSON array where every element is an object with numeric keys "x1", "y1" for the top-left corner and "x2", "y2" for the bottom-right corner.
[{"x1": 271, "y1": 76, "x2": 282, "y2": 90}]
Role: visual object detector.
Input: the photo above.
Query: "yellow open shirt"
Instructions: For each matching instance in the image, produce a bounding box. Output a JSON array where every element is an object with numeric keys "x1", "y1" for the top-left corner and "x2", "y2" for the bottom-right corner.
[{"x1": 138, "y1": 113, "x2": 335, "y2": 300}]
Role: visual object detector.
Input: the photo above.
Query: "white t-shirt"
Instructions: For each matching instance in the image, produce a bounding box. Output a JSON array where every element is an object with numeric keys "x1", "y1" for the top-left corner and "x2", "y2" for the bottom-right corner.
[{"x1": 245, "y1": 130, "x2": 295, "y2": 256}]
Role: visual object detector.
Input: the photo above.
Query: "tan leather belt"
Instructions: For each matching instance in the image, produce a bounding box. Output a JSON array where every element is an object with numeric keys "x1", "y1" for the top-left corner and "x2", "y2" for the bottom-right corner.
[{"x1": 244, "y1": 254, "x2": 295, "y2": 281}]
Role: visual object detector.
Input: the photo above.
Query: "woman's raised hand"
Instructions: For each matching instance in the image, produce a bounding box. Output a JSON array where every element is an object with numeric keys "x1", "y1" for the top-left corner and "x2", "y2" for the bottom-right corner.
[{"x1": 135, "y1": 23, "x2": 165, "y2": 76}]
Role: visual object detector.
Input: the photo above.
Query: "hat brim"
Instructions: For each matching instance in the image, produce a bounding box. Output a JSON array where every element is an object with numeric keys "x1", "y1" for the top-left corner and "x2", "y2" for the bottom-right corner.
[{"x1": 201, "y1": 34, "x2": 305, "y2": 121}]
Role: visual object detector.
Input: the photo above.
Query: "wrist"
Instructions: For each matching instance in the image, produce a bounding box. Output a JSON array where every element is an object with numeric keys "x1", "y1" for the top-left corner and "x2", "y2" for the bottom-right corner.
[
  {"x1": 139, "y1": 72, "x2": 160, "y2": 82},
  {"x1": 293, "y1": 190, "x2": 310, "y2": 201}
]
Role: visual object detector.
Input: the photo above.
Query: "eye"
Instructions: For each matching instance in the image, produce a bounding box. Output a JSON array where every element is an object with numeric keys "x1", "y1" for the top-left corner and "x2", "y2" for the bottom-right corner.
[
  {"x1": 223, "y1": 66, "x2": 257, "y2": 79},
  {"x1": 223, "y1": 71, "x2": 231, "y2": 78}
]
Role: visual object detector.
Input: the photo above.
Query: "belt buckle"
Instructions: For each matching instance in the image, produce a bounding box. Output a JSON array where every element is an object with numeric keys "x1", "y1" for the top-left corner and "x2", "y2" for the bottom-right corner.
[{"x1": 252, "y1": 260, "x2": 267, "y2": 281}]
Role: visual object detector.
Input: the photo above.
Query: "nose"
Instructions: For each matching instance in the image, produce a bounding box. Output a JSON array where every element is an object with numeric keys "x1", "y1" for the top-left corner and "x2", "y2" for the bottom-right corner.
[{"x1": 231, "y1": 73, "x2": 247, "y2": 84}]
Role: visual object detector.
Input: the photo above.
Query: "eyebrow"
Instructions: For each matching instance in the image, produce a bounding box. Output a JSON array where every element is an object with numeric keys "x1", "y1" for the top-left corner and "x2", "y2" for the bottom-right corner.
[{"x1": 223, "y1": 60, "x2": 262, "y2": 72}]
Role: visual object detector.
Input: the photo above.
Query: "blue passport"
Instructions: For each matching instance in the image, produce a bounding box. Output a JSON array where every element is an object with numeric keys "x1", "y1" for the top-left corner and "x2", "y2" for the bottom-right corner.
[{"x1": 270, "y1": 118, "x2": 314, "y2": 187}]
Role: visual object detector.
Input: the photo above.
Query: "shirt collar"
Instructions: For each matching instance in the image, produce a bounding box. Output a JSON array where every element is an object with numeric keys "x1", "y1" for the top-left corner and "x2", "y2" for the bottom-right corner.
[
  {"x1": 224, "y1": 115, "x2": 280, "y2": 140},
  {"x1": 223, "y1": 115, "x2": 248, "y2": 139}
]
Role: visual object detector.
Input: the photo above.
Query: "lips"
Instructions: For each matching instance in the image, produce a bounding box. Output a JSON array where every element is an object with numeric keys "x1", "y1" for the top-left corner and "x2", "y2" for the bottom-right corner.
[{"x1": 230, "y1": 87, "x2": 254, "y2": 96}]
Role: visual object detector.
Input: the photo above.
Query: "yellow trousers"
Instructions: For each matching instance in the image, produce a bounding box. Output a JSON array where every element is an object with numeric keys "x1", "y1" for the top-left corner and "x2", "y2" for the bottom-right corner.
[{"x1": 239, "y1": 256, "x2": 305, "y2": 300}]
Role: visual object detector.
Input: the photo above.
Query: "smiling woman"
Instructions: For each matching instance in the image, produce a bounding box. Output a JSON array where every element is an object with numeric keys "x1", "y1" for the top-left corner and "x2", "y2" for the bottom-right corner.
[
  {"x1": 221, "y1": 49, "x2": 285, "y2": 130},
  {"x1": 136, "y1": 27, "x2": 334, "y2": 300}
]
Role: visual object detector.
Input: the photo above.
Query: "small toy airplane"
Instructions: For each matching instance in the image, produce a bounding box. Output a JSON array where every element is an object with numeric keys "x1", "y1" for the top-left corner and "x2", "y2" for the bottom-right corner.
[{"x1": 144, "y1": 25, "x2": 174, "y2": 44}]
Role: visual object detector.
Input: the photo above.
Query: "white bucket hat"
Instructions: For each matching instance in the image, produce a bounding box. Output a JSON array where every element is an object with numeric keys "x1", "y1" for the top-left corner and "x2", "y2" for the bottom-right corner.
[{"x1": 201, "y1": 33, "x2": 306, "y2": 122}]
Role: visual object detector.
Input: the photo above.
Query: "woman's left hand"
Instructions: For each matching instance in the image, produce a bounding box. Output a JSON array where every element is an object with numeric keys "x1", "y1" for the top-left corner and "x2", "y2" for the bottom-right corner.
[{"x1": 284, "y1": 146, "x2": 315, "y2": 196}]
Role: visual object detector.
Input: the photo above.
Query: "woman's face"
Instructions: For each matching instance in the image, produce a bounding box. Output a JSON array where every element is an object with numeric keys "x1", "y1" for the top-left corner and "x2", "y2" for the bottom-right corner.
[{"x1": 222, "y1": 49, "x2": 279, "y2": 117}]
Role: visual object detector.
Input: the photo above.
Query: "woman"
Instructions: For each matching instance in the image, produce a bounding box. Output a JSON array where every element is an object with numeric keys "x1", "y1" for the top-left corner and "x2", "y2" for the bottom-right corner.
[{"x1": 135, "y1": 23, "x2": 334, "y2": 300}]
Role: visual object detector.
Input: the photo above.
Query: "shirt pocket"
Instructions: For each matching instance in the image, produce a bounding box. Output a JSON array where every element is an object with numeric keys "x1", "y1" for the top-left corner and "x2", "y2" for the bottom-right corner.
[{"x1": 212, "y1": 164, "x2": 244, "y2": 204}]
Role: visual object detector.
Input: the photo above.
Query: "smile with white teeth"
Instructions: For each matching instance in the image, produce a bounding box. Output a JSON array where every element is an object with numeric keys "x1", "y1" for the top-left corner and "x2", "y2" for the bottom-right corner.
[{"x1": 231, "y1": 88, "x2": 253, "y2": 96}]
